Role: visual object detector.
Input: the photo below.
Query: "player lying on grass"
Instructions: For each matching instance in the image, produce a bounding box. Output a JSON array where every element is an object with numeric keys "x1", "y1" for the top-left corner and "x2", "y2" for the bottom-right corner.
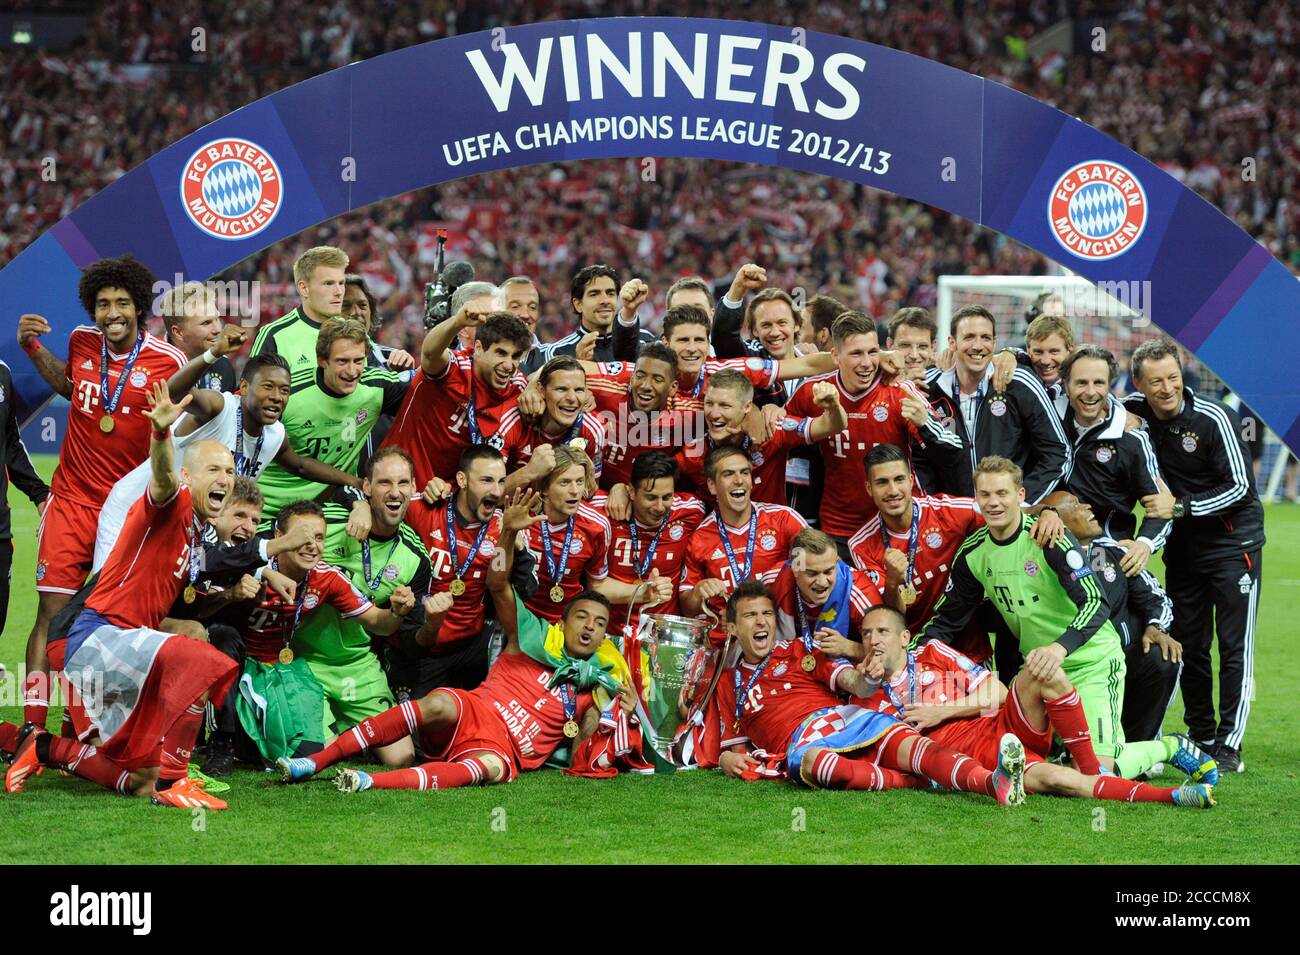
[
  {"x1": 6, "y1": 383, "x2": 239, "y2": 809},
  {"x1": 276, "y1": 489, "x2": 636, "y2": 792},
  {"x1": 860, "y1": 605, "x2": 1216, "y2": 807},
  {"x1": 714, "y1": 580, "x2": 1025, "y2": 804}
]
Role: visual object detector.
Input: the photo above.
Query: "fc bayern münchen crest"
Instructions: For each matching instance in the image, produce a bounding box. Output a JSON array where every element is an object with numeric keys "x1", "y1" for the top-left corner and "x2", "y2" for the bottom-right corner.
[
  {"x1": 304, "y1": 592, "x2": 320, "y2": 609},
  {"x1": 925, "y1": 530, "x2": 943, "y2": 549},
  {"x1": 773, "y1": 662, "x2": 788, "y2": 677},
  {"x1": 130, "y1": 370, "x2": 148, "y2": 388},
  {"x1": 1182, "y1": 434, "x2": 1198, "y2": 453},
  {"x1": 356, "y1": 408, "x2": 369, "y2": 424},
  {"x1": 569, "y1": 539, "x2": 584, "y2": 554},
  {"x1": 180, "y1": 138, "x2": 283, "y2": 241},
  {"x1": 872, "y1": 404, "x2": 889, "y2": 422},
  {"x1": 669, "y1": 522, "x2": 684, "y2": 541},
  {"x1": 1103, "y1": 565, "x2": 1117, "y2": 582},
  {"x1": 989, "y1": 398, "x2": 1007, "y2": 417},
  {"x1": 1096, "y1": 445, "x2": 1113, "y2": 463},
  {"x1": 1048, "y1": 159, "x2": 1148, "y2": 261},
  {"x1": 759, "y1": 532, "x2": 778, "y2": 551},
  {"x1": 383, "y1": 564, "x2": 400, "y2": 580},
  {"x1": 1024, "y1": 560, "x2": 1039, "y2": 577}
]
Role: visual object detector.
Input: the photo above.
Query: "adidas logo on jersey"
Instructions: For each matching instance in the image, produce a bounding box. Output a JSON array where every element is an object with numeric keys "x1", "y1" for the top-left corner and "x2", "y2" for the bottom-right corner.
[
  {"x1": 81, "y1": 359, "x2": 93, "y2": 370},
  {"x1": 712, "y1": 549, "x2": 725, "y2": 560},
  {"x1": 302, "y1": 420, "x2": 316, "y2": 429}
]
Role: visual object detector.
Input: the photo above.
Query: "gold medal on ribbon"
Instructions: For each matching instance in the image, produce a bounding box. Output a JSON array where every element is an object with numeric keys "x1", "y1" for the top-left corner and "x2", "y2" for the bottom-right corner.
[
  {"x1": 562, "y1": 719, "x2": 579, "y2": 739},
  {"x1": 549, "y1": 585, "x2": 565, "y2": 603},
  {"x1": 99, "y1": 414, "x2": 115, "y2": 433},
  {"x1": 448, "y1": 578, "x2": 466, "y2": 597},
  {"x1": 801, "y1": 654, "x2": 817, "y2": 672},
  {"x1": 900, "y1": 584, "x2": 918, "y2": 608},
  {"x1": 278, "y1": 646, "x2": 295, "y2": 665},
  {"x1": 183, "y1": 584, "x2": 197, "y2": 604}
]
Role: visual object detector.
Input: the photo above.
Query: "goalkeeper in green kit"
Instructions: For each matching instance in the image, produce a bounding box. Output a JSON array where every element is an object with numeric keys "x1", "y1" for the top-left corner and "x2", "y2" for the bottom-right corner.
[{"x1": 918, "y1": 456, "x2": 1205, "y2": 782}]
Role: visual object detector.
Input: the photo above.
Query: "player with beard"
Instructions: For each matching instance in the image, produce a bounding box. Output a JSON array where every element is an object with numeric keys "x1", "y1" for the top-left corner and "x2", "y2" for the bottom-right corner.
[
  {"x1": 402, "y1": 445, "x2": 513, "y2": 692},
  {"x1": 516, "y1": 445, "x2": 673, "y2": 624},
  {"x1": 1047, "y1": 491, "x2": 1216, "y2": 778},
  {"x1": 715, "y1": 582, "x2": 1024, "y2": 802},
  {"x1": 585, "y1": 342, "x2": 682, "y2": 489},
  {"x1": 277, "y1": 490, "x2": 633, "y2": 792},
  {"x1": 546, "y1": 264, "x2": 656, "y2": 364},
  {"x1": 677, "y1": 370, "x2": 846, "y2": 507},
  {"x1": 159, "y1": 281, "x2": 237, "y2": 392},
  {"x1": 17, "y1": 255, "x2": 188, "y2": 733},
  {"x1": 96, "y1": 329, "x2": 363, "y2": 569},
  {"x1": 257, "y1": 318, "x2": 407, "y2": 528},
  {"x1": 862, "y1": 605, "x2": 1215, "y2": 807},
  {"x1": 923, "y1": 305, "x2": 1069, "y2": 502},
  {"x1": 6, "y1": 383, "x2": 237, "y2": 808},
  {"x1": 590, "y1": 452, "x2": 706, "y2": 634},
  {"x1": 381, "y1": 307, "x2": 532, "y2": 489},
  {"x1": 499, "y1": 356, "x2": 607, "y2": 491},
  {"x1": 680, "y1": 445, "x2": 808, "y2": 633},
  {"x1": 760, "y1": 528, "x2": 882, "y2": 662},
  {"x1": 848, "y1": 444, "x2": 1066, "y2": 662},
  {"x1": 1123, "y1": 340, "x2": 1263, "y2": 773},
  {"x1": 1060, "y1": 346, "x2": 1172, "y2": 577},
  {"x1": 787, "y1": 312, "x2": 961, "y2": 557}
]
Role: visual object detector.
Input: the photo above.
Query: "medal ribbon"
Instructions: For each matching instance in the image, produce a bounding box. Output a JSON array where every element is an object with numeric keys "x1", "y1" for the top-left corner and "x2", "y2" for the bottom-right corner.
[
  {"x1": 288, "y1": 565, "x2": 311, "y2": 646},
  {"x1": 627, "y1": 512, "x2": 669, "y2": 578},
  {"x1": 361, "y1": 533, "x2": 402, "y2": 591},
  {"x1": 880, "y1": 501, "x2": 921, "y2": 592},
  {"x1": 884, "y1": 650, "x2": 917, "y2": 715},
  {"x1": 719, "y1": 507, "x2": 758, "y2": 584},
  {"x1": 186, "y1": 516, "x2": 203, "y2": 586},
  {"x1": 465, "y1": 372, "x2": 485, "y2": 445},
  {"x1": 539, "y1": 514, "x2": 577, "y2": 589},
  {"x1": 232, "y1": 403, "x2": 266, "y2": 478},
  {"x1": 558, "y1": 680, "x2": 577, "y2": 721},
  {"x1": 445, "y1": 495, "x2": 491, "y2": 580},
  {"x1": 99, "y1": 331, "x2": 145, "y2": 417},
  {"x1": 791, "y1": 576, "x2": 817, "y2": 654},
  {"x1": 733, "y1": 656, "x2": 771, "y2": 726}
]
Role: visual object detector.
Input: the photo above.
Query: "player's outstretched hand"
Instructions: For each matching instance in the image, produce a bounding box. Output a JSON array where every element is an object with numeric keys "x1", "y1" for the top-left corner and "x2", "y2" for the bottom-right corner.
[
  {"x1": 856, "y1": 653, "x2": 886, "y2": 683},
  {"x1": 727, "y1": 263, "x2": 766, "y2": 302},
  {"x1": 693, "y1": 578, "x2": 729, "y2": 604},
  {"x1": 346, "y1": 500, "x2": 373, "y2": 541},
  {"x1": 875, "y1": 349, "x2": 901, "y2": 382},
  {"x1": 644, "y1": 568, "x2": 674, "y2": 604},
  {"x1": 17, "y1": 313, "x2": 52, "y2": 346},
  {"x1": 742, "y1": 404, "x2": 773, "y2": 444},
  {"x1": 900, "y1": 394, "x2": 928, "y2": 427},
  {"x1": 229, "y1": 574, "x2": 261, "y2": 602},
  {"x1": 616, "y1": 681, "x2": 637, "y2": 715},
  {"x1": 1023, "y1": 643, "x2": 1066, "y2": 682},
  {"x1": 1117, "y1": 539, "x2": 1152, "y2": 577},
  {"x1": 811, "y1": 381, "x2": 840, "y2": 411},
  {"x1": 423, "y1": 591, "x2": 454, "y2": 617},
  {"x1": 576, "y1": 331, "x2": 599, "y2": 362},
  {"x1": 214, "y1": 324, "x2": 248, "y2": 356},
  {"x1": 935, "y1": 346, "x2": 956, "y2": 372},
  {"x1": 502, "y1": 488, "x2": 545, "y2": 532},
  {"x1": 814, "y1": 627, "x2": 857, "y2": 660},
  {"x1": 1029, "y1": 508, "x2": 1067, "y2": 546},
  {"x1": 456, "y1": 305, "x2": 490, "y2": 329},
  {"x1": 422, "y1": 476, "x2": 453, "y2": 504},
  {"x1": 387, "y1": 349, "x2": 417, "y2": 371},
  {"x1": 620, "y1": 278, "x2": 650, "y2": 321},
  {"x1": 264, "y1": 567, "x2": 297, "y2": 605},
  {"x1": 991, "y1": 351, "x2": 1018, "y2": 393},
  {"x1": 883, "y1": 547, "x2": 908, "y2": 587},
  {"x1": 517, "y1": 377, "x2": 546, "y2": 418},
  {"x1": 389, "y1": 585, "x2": 416, "y2": 617},
  {"x1": 143, "y1": 380, "x2": 192, "y2": 431},
  {"x1": 604, "y1": 483, "x2": 632, "y2": 522}
]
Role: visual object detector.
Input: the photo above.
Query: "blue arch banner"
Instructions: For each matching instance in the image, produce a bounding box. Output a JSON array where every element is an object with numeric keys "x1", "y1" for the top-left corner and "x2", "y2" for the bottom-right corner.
[{"x1": 4, "y1": 17, "x2": 1298, "y2": 452}]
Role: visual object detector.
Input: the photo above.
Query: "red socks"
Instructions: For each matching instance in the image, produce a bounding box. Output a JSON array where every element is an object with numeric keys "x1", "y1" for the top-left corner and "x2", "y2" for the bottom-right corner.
[
  {"x1": 43, "y1": 736, "x2": 132, "y2": 793},
  {"x1": 1045, "y1": 689, "x2": 1102, "y2": 776},
  {"x1": 370, "y1": 758, "x2": 490, "y2": 790},
  {"x1": 878, "y1": 724, "x2": 996, "y2": 796},
  {"x1": 158, "y1": 703, "x2": 204, "y2": 785},
  {"x1": 0, "y1": 721, "x2": 17, "y2": 755},
  {"x1": 22, "y1": 670, "x2": 48, "y2": 729},
  {"x1": 807, "y1": 750, "x2": 927, "y2": 791},
  {"x1": 1093, "y1": 776, "x2": 1177, "y2": 804},
  {"x1": 314, "y1": 700, "x2": 425, "y2": 772}
]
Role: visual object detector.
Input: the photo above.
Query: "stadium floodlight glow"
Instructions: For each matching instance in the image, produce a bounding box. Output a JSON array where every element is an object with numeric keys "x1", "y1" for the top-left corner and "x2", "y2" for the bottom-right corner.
[{"x1": 3, "y1": 16, "x2": 1298, "y2": 453}]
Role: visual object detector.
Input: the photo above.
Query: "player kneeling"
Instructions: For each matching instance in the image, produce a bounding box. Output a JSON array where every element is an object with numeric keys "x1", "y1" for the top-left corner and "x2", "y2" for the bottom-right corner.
[
  {"x1": 716, "y1": 581, "x2": 1023, "y2": 805},
  {"x1": 862, "y1": 606, "x2": 1215, "y2": 808},
  {"x1": 277, "y1": 490, "x2": 634, "y2": 792}
]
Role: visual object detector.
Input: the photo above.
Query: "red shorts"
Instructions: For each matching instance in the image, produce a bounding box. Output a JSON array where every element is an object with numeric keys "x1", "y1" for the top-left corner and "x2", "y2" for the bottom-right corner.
[
  {"x1": 931, "y1": 686, "x2": 1052, "y2": 770},
  {"x1": 36, "y1": 492, "x2": 99, "y2": 595},
  {"x1": 418, "y1": 688, "x2": 521, "y2": 781}
]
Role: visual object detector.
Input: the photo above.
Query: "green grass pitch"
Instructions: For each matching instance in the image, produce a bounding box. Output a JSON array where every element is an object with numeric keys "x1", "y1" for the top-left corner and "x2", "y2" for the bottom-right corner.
[{"x1": 2, "y1": 455, "x2": 1297, "y2": 864}]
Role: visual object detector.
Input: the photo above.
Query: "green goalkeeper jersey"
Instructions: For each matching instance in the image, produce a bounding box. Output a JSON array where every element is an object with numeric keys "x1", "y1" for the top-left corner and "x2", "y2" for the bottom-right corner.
[
  {"x1": 251, "y1": 306, "x2": 388, "y2": 389},
  {"x1": 919, "y1": 513, "x2": 1122, "y2": 670},
  {"x1": 256, "y1": 367, "x2": 407, "y2": 524},
  {"x1": 293, "y1": 504, "x2": 431, "y2": 667}
]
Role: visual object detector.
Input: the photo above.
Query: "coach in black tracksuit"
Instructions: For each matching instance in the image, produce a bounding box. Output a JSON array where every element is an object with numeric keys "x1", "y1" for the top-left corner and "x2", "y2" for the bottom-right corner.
[
  {"x1": 1125, "y1": 342, "x2": 1263, "y2": 772},
  {"x1": 0, "y1": 361, "x2": 50, "y2": 636}
]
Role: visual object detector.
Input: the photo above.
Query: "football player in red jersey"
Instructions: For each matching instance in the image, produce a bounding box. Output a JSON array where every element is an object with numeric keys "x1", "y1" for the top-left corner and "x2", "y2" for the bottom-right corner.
[
  {"x1": 403, "y1": 444, "x2": 508, "y2": 691},
  {"x1": 677, "y1": 369, "x2": 847, "y2": 507},
  {"x1": 761, "y1": 528, "x2": 882, "y2": 662},
  {"x1": 861, "y1": 605, "x2": 1216, "y2": 807},
  {"x1": 16, "y1": 256, "x2": 187, "y2": 733},
  {"x1": 680, "y1": 445, "x2": 807, "y2": 631},
  {"x1": 499, "y1": 355, "x2": 607, "y2": 492},
  {"x1": 278, "y1": 490, "x2": 636, "y2": 792},
  {"x1": 6, "y1": 382, "x2": 237, "y2": 808},
  {"x1": 517, "y1": 444, "x2": 673, "y2": 624},
  {"x1": 591, "y1": 451, "x2": 706, "y2": 635},
  {"x1": 714, "y1": 582, "x2": 1024, "y2": 802},
  {"x1": 586, "y1": 342, "x2": 683, "y2": 489},
  {"x1": 786, "y1": 312, "x2": 962, "y2": 556},
  {"x1": 380, "y1": 305, "x2": 532, "y2": 488}
]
